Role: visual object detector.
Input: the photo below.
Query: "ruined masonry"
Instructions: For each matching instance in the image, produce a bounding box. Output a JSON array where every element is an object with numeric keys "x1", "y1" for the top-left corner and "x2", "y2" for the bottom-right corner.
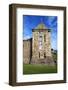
[{"x1": 23, "y1": 22, "x2": 54, "y2": 65}]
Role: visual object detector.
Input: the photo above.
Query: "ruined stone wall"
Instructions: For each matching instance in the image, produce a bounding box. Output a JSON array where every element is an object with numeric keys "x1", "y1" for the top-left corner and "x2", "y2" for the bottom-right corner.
[
  {"x1": 44, "y1": 31, "x2": 52, "y2": 57},
  {"x1": 31, "y1": 30, "x2": 53, "y2": 64},
  {"x1": 23, "y1": 29, "x2": 53, "y2": 65},
  {"x1": 39, "y1": 31, "x2": 44, "y2": 59},
  {"x1": 32, "y1": 30, "x2": 52, "y2": 58},
  {"x1": 23, "y1": 39, "x2": 32, "y2": 64},
  {"x1": 32, "y1": 31, "x2": 39, "y2": 59}
]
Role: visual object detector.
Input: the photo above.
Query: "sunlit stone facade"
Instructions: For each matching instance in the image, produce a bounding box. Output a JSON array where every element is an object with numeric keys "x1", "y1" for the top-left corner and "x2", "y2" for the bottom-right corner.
[{"x1": 23, "y1": 23, "x2": 54, "y2": 65}]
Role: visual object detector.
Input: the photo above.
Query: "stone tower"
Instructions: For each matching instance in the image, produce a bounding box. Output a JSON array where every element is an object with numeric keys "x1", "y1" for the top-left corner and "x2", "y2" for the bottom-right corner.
[{"x1": 31, "y1": 23, "x2": 54, "y2": 65}]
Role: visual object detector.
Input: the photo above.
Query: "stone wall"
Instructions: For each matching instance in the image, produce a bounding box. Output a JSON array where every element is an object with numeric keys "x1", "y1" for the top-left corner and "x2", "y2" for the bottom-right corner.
[
  {"x1": 44, "y1": 31, "x2": 52, "y2": 57},
  {"x1": 32, "y1": 30, "x2": 52, "y2": 58},
  {"x1": 32, "y1": 31, "x2": 39, "y2": 59},
  {"x1": 23, "y1": 29, "x2": 54, "y2": 65},
  {"x1": 23, "y1": 39, "x2": 32, "y2": 64},
  {"x1": 31, "y1": 30, "x2": 54, "y2": 65}
]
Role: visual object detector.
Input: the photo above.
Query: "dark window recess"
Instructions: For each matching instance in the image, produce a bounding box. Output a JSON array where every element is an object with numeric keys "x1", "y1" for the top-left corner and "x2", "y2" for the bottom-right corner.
[
  {"x1": 39, "y1": 52, "x2": 40, "y2": 58},
  {"x1": 39, "y1": 36, "x2": 42, "y2": 38},
  {"x1": 44, "y1": 53, "x2": 46, "y2": 58},
  {"x1": 44, "y1": 35, "x2": 46, "y2": 42}
]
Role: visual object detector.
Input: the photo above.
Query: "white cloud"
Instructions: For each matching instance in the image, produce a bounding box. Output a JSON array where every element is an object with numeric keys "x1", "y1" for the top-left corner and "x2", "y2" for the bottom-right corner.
[{"x1": 23, "y1": 35, "x2": 32, "y2": 40}]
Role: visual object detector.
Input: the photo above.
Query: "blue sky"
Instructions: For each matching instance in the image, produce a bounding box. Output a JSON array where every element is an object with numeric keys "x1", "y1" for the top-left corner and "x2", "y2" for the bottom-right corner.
[{"x1": 23, "y1": 15, "x2": 57, "y2": 50}]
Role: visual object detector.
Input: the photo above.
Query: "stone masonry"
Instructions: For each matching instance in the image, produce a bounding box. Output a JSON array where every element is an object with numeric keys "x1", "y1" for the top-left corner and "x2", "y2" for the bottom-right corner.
[
  {"x1": 23, "y1": 39, "x2": 32, "y2": 64},
  {"x1": 31, "y1": 23, "x2": 54, "y2": 65},
  {"x1": 23, "y1": 23, "x2": 54, "y2": 65}
]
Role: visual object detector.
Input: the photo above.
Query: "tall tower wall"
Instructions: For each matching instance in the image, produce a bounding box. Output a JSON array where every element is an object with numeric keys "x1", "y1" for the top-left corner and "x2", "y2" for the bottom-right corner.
[
  {"x1": 31, "y1": 30, "x2": 53, "y2": 65},
  {"x1": 32, "y1": 31, "x2": 39, "y2": 59}
]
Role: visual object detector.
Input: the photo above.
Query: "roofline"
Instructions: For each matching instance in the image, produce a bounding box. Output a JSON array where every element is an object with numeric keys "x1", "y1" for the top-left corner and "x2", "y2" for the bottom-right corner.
[{"x1": 32, "y1": 29, "x2": 51, "y2": 32}]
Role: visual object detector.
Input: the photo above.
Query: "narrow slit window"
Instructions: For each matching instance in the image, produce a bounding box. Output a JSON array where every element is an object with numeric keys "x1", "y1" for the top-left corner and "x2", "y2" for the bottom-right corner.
[
  {"x1": 39, "y1": 52, "x2": 40, "y2": 58},
  {"x1": 44, "y1": 34, "x2": 46, "y2": 42},
  {"x1": 44, "y1": 53, "x2": 46, "y2": 58}
]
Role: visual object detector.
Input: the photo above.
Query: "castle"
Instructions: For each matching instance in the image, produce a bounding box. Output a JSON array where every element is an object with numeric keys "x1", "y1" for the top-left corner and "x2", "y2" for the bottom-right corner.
[{"x1": 23, "y1": 22, "x2": 54, "y2": 65}]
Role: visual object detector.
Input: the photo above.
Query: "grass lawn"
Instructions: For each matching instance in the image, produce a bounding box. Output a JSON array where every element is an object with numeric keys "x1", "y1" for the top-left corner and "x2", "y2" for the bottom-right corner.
[{"x1": 23, "y1": 64, "x2": 57, "y2": 74}]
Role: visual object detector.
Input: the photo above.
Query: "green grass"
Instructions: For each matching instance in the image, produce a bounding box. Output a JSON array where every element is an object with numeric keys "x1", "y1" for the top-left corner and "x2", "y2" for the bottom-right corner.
[{"x1": 23, "y1": 64, "x2": 57, "y2": 75}]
